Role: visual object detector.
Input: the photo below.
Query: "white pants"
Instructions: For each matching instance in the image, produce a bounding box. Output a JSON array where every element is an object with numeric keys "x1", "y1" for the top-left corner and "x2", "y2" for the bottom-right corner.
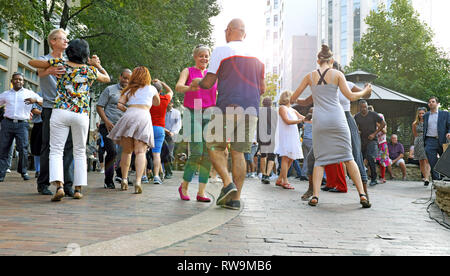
[{"x1": 49, "y1": 109, "x2": 89, "y2": 187}]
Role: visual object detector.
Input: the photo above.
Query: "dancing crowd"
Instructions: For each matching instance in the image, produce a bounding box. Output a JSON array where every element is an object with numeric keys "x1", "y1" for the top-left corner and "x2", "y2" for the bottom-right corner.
[{"x1": 0, "y1": 19, "x2": 449, "y2": 210}]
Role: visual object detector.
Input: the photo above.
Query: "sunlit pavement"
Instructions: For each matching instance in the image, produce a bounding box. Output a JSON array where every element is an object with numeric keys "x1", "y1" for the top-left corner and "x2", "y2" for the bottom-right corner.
[{"x1": 0, "y1": 171, "x2": 449, "y2": 256}]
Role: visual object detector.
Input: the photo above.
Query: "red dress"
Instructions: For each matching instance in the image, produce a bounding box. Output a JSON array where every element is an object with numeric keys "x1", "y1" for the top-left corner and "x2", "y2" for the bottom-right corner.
[{"x1": 325, "y1": 163, "x2": 347, "y2": 193}]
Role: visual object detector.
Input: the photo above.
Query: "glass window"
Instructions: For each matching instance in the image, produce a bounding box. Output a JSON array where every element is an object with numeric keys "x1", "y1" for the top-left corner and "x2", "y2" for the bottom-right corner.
[
  {"x1": 26, "y1": 38, "x2": 32, "y2": 54},
  {"x1": 274, "y1": 0, "x2": 279, "y2": 9},
  {"x1": 0, "y1": 70, "x2": 7, "y2": 92},
  {"x1": 328, "y1": 0, "x2": 333, "y2": 49},
  {"x1": 354, "y1": 0, "x2": 361, "y2": 43},
  {"x1": 274, "y1": 15, "x2": 278, "y2": 27},
  {"x1": 25, "y1": 68, "x2": 32, "y2": 80},
  {"x1": 341, "y1": 0, "x2": 348, "y2": 65},
  {"x1": 17, "y1": 66, "x2": 24, "y2": 74},
  {"x1": 19, "y1": 38, "x2": 25, "y2": 51},
  {"x1": 0, "y1": 55, "x2": 7, "y2": 67},
  {"x1": 33, "y1": 40, "x2": 40, "y2": 58}
]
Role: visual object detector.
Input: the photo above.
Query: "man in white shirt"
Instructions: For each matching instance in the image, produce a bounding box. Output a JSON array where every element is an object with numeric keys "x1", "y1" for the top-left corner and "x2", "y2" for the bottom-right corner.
[{"x1": 0, "y1": 73, "x2": 43, "y2": 182}]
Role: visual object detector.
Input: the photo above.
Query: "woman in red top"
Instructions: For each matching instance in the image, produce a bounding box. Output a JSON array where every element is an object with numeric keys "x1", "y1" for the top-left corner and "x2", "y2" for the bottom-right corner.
[{"x1": 150, "y1": 80, "x2": 173, "y2": 185}]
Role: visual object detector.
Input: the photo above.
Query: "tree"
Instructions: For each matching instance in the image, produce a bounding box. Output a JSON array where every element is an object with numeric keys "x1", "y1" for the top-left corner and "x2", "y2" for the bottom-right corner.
[
  {"x1": 262, "y1": 73, "x2": 279, "y2": 104},
  {"x1": 0, "y1": 0, "x2": 220, "y2": 104},
  {"x1": 347, "y1": 0, "x2": 450, "y2": 108}
]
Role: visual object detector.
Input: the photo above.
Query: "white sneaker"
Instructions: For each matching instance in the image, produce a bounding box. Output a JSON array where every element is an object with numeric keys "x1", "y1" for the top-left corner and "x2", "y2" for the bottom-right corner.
[
  {"x1": 153, "y1": 176, "x2": 163, "y2": 185},
  {"x1": 6, "y1": 169, "x2": 11, "y2": 173},
  {"x1": 269, "y1": 174, "x2": 278, "y2": 181},
  {"x1": 250, "y1": 173, "x2": 258, "y2": 179},
  {"x1": 258, "y1": 173, "x2": 263, "y2": 179},
  {"x1": 100, "y1": 169, "x2": 105, "y2": 174},
  {"x1": 211, "y1": 176, "x2": 220, "y2": 183}
]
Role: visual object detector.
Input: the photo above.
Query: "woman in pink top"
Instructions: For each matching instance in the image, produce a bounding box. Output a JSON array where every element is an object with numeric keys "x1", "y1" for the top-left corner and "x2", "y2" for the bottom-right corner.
[{"x1": 175, "y1": 45, "x2": 217, "y2": 203}]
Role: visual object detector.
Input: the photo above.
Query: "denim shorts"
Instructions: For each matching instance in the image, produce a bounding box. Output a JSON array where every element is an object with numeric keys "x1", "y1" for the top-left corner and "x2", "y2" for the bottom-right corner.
[{"x1": 152, "y1": 126, "x2": 165, "y2": 154}]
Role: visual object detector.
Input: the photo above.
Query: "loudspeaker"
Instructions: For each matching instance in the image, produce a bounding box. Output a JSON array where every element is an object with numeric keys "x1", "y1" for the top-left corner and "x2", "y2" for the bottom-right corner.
[{"x1": 434, "y1": 146, "x2": 450, "y2": 178}]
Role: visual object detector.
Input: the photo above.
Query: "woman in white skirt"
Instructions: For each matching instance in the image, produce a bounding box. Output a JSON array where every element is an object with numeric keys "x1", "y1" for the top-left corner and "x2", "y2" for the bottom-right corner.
[
  {"x1": 274, "y1": 91, "x2": 305, "y2": 190},
  {"x1": 108, "y1": 67, "x2": 160, "y2": 194}
]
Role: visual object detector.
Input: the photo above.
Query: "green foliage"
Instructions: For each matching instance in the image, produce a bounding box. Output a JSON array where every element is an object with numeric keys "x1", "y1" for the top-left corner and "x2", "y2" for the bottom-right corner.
[
  {"x1": 347, "y1": 0, "x2": 450, "y2": 108},
  {"x1": 262, "y1": 73, "x2": 279, "y2": 104},
  {"x1": 0, "y1": 0, "x2": 220, "y2": 106}
]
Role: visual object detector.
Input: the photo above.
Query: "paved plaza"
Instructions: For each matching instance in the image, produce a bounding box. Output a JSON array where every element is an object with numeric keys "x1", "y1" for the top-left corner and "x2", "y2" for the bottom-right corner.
[{"x1": 0, "y1": 171, "x2": 449, "y2": 256}]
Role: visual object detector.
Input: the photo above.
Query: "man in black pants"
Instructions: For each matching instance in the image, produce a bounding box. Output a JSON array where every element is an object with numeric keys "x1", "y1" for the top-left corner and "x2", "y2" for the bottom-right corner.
[
  {"x1": 355, "y1": 100, "x2": 386, "y2": 186},
  {"x1": 37, "y1": 28, "x2": 73, "y2": 196},
  {"x1": 96, "y1": 69, "x2": 132, "y2": 188}
]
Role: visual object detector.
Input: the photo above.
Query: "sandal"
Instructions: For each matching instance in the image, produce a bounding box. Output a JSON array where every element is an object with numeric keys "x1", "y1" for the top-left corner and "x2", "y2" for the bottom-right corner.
[
  {"x1": 121, "y1": 179, "x2": 129, "y2": 191},
  {"x1": 73, "y1": 188, "x2": 83, "y2": 200},
  {"x1": 360, "y1": 194, "x2": 371, "y2": 208},
  {"x1": 281, "y1": 182, "x2": 295, "y2": 190},
  {"x1": 51, "y1": 186, "x2": 65, "y2": 202},
  {"x1": 301, "y1": 189, "x2": 313, "y2": 201},
  {"x1": 308, "y1": 196, "x2": 319, "y2": 207},
  {"x1": 275, "y1": 179, "x2": 282, "y2": 187}
]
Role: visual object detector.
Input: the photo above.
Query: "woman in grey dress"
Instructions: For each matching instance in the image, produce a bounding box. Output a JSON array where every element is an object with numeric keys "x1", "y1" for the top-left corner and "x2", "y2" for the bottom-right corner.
[
  {"x1": 291, "y1": 45, "x2": 372, "y2": 208},
  {"x1": 412, "y1": 107, "x2": 431, "y2": 186}
]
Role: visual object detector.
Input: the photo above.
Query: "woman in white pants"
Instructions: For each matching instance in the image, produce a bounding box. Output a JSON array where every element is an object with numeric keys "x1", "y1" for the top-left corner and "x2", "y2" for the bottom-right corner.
[{"x1": 29, "y1": 39, "x2": 110, "y2": 201}]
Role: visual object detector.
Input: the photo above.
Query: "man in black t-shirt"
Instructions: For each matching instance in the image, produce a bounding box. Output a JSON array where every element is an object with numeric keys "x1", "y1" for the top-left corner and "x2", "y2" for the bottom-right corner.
[{"x1": 355, "y1": 100, "x2": 386, "y2": 186}]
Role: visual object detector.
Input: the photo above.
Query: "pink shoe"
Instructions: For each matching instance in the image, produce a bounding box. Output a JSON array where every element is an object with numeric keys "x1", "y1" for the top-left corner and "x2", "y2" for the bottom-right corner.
[
  {"x1": 196, "y1": 195, "x2": 211, "y2": 203},
  {"x1": 178, "y1": 185, "x2": 190, "y2": 201}
]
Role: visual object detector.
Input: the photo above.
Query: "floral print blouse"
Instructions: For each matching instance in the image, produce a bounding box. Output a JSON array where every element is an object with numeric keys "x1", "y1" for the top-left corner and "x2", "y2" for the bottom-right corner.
[{"x1": 49, "y1": 58, "x2": 98, "y2": 115}]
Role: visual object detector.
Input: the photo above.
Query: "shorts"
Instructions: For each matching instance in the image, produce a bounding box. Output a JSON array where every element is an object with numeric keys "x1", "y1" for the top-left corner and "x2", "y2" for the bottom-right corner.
[
  {"x1": 244, "y1": 143, "x2": 258, "y2": 161},
  {"x1": 393, "y1": 158, "x2": 405, "y2": 167},
  {"x1": 152, "y1": 126, "x2": 165, "y2": 154},
  {"x1": 206, "y1": 114, "x2": 258, "y2": 153}
]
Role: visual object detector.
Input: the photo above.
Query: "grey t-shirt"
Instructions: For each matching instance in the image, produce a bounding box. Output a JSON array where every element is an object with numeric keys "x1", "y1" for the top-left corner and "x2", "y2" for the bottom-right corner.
[
  {"x1": 97, "y1": 84, "x2": 124, "y2": 125},
  {"x1": 39, "y1": 54, "x2": 60, "y2": 109}
]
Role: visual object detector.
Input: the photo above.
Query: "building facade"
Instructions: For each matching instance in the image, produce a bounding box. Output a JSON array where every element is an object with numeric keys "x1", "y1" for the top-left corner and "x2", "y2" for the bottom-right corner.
[
  {"x1": 0, "y1": 25, "x2": 44, "y2": 94},
  {"x1": 317, "y1": 0, "x2": 433, "y2": 67},
  {"x1": 264, "y1": 0, "x2": 318, "y2": 97}
]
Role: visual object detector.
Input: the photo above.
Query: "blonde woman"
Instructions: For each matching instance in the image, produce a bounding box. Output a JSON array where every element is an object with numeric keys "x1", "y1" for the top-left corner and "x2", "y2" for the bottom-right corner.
[
  {"x1": 412, "y1": 107, "x2": 431, "y2": 186},
  {"x1": 274, "y1": 91, "x2": 304, "y2": 190}
]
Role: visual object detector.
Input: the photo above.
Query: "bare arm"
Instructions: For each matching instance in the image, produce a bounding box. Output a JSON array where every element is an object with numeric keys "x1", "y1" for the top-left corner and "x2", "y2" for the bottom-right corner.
[
  {"x1": 290, "y1": 75, "x2": 311, "y2": 104},
  {"x1": 296, "y1": 96, "x2": 313, "y2": 106},
  {"x1": 279, "y1": 106, "x2": 303, "y2": 125},
  {"x1": 175, "y1": 68, "x2": 191, "y2": 93},
  {"x1": 88, "y1": 56, "x2": 110, "y2": 83},
  {"x1": 117, "y1": 94, "x2": 128, "y2": 112},
  {"x1": 31, "y1": 108, "x2": 42, "y2": 115},
  {"x1": 153, "y1": 94, "x2": 161, "y2": 106},
  {"x1": 338, "y1": 72, "x2": 371, "y2": 101},
  {"x1": 154, "y1": 79, "x2": 173, "y2": 99},
  {"x1": 28, "y1": 60, "x2": 51, "y2": 69}
]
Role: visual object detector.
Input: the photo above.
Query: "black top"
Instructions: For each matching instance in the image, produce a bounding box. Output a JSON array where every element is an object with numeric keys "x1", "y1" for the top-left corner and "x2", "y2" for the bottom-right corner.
[{"x1": 354, "y1": 111, "x2": 383, "y2": 145}]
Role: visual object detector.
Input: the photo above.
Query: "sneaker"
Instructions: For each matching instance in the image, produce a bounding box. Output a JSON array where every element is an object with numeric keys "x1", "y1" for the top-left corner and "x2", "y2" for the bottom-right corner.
[
  {"x1": 6, "y1": 169, "x2": 11, "y2": 173},
  {"x1": 100, "y1": 169, "x2": 105, "y2": 174},
  {"x1": 261, "y1": 175, "x2": 270, "y2": 185},
  {"x1": 104, "y1": 183, "x2": 116, "y2": 189},
  {"x1": 153, "y1": 176, "x2": 163, "y2": 185},
  {"x1": 369, "y1": 180, "x2": 378, "y2": 186},
  {"x1": 216, "y1": 183, "x2": 238, "y2": 206},
  {"x1": 223, "y1": 200, "x2": 241, "y2": 210},
  {"x1": 258, "y1": 173, "x2": 263, "y2": 179},
  {"x1": 142, "y1": 175, "x2": 149, "y2": 184},
  {"x1": 249, "y1": 173, "x2": 258, "y2": 179},
  {"x1": 211, "y1": 176, "x2": 220, "y2": 183},
  {"x1": 115, "y1": 176, "x2": 123, "y2": 184},
  {"x1": 22, "y1": 174, "x2": 31, "y2": 181},
  {"x1": 269, "y1": 174, "x2": 278, "y2": 181}
]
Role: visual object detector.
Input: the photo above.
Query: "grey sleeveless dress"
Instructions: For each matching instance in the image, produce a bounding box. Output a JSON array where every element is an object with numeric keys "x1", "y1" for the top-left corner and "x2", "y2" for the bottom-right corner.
[{"x1": 310, "y1": 71, "x2": 354, "y2": 167}]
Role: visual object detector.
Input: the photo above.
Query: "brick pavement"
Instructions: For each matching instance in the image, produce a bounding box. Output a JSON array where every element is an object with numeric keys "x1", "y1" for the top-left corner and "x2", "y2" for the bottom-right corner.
[
  {"x1": 1, "y1": 171, "x2": 449, "y2": 256},
  {"x1": 147, "y1": 177, "x2": 450, "y2": 256},
  {"x1": 0, "y1": 171, "x2": 212, "y2": 256}
]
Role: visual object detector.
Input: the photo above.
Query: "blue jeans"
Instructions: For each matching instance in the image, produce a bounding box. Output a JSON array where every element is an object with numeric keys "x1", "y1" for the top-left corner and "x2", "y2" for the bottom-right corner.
[
  {"x1": 0, "y1": 119, "x2": 29, "y2": 177},
  {"x1": 288, "y1": 159, "x2": 303, "y2": 177},
  {"x1": 425, "y1": 137, "x2": 443, "y2": 180}
]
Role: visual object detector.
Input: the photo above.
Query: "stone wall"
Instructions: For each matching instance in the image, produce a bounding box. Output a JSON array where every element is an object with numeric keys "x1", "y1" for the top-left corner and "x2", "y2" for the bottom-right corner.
[{"x1": 435, "y1": 181, "x2": 450, "y2": 216}]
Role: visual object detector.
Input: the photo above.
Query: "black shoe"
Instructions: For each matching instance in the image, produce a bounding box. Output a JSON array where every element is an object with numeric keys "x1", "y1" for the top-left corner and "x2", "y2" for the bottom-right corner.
[
  {"x1": 39, "y1": 186, "x2": 53, "y2": 195},
  {"x1": 22, "y1": 174, "x2": 31, "y2": 181},
  {"x1": 261, "y1": 175, "x2": 270, "y2": 185},
  {"x1": 424, "y1": 180, "x2": 430, "y2": 187},
  {"x1": 223, "y1": 200, "x2": 241, "y2": 210},
  {"x1": 329, "y1": 188, "x2": 345, "y2": 193},
  {"x1": 216, "y1": 183, "x2": 238, "y2": 206},
  {"x1": 64, "y1": 188, "x2": 75, "y2": 197},
  {"x1": 164, "y1": 174, "x2": 172, "y2": 180},
  {"x1": 369, "y1": 180, "x2": 378, "y2": 186},
  {"x1": 104, "y1": 182, "x2": 116, "y2": 189},
  {"x1": 300, "y1": 176, "x2": 308, "y2": 181},
  {"x1": 321, "y1": 186, "x2": 333, "y2": 192},
  {"x1": 0, "y1": 177, "x2": 4, "y2": 182},
  {"x1": 35, "y1": 172, "x2": 40, "y2": 179}
]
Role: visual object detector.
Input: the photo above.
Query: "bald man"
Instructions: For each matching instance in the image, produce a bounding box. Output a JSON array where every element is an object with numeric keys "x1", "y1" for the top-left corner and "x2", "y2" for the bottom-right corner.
[{"x1": 190, "y1": 19, "x2": 266, "y2": 210}]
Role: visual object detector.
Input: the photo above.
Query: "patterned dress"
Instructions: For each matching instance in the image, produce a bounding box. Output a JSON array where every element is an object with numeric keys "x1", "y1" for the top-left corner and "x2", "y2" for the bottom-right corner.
[
  {"x1": 49, "y1": 58, "x2": 98, "y2": 115},
  {"x1": 414, "y1": 122, "x2": 427, "y2": 160},
  {"x1": 376, "y1": 114, "x2": 392, "y2": 167}
]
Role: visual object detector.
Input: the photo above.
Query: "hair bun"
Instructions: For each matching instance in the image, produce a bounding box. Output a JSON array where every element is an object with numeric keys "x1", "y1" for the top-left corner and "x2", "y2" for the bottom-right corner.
[{"x1": 318, "y1": 44, "x2": 333, "y2": 62}]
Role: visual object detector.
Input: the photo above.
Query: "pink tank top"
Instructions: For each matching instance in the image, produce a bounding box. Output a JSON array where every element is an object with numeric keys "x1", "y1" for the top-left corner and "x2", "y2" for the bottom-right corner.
[{"x1": 184, "y1": 67, "x2": 217, "y2": 109}]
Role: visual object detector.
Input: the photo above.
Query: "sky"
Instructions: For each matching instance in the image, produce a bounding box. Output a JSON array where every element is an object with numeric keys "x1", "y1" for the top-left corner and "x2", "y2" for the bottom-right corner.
[
  {"x1": 211, "y1": 0, "x2": 450, "y2": 57},
  {"x1": 210, "y1": 0, "x2": 265, "y2": 59}
]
